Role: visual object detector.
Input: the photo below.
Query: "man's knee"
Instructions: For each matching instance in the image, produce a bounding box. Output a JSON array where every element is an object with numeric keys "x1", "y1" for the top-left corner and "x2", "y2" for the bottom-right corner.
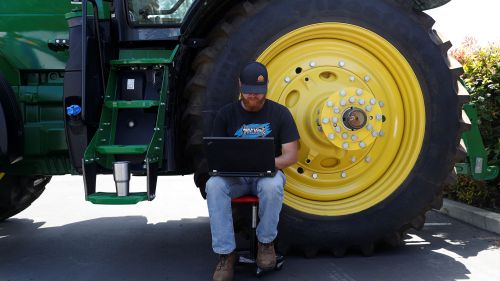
[
  {"x1": 205, "y1": 177, "x2": 229, "y2": 197},
  {"x1": 257, "y1": 178, "x2": 284, "y2": 199}
]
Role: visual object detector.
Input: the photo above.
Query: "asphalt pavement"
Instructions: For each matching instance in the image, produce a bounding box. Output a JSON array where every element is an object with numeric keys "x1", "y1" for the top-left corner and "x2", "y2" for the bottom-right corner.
[{"x1": 1, "y1": 175, "x2": 499, "y2": 281}]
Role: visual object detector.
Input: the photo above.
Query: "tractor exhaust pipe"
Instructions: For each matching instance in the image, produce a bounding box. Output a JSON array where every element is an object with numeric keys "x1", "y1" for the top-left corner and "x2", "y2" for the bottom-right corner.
[{"x1": 113, "y1": 161, "x2": 130, "y2": 196}]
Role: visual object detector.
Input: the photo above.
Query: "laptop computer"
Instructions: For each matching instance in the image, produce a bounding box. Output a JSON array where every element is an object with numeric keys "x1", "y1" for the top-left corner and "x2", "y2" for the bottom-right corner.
[{"x1": 203, "y1": 137, "x2": 276, "y2": 177}]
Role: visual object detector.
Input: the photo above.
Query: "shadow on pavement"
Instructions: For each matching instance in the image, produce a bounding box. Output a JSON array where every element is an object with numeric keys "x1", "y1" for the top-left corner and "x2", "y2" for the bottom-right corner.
[{"x1": 0, "y1": 211, "x2": 497, "y2": 281}]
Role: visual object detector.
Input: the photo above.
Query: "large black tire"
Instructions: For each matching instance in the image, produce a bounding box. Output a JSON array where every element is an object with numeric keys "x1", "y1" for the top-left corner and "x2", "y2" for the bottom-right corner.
[
  {"x1": 0, "y1": 174, "x2": 50, "y2": 221},
  {"x1": 182, "y1": 0, "x2": 468, "y2": 255}
]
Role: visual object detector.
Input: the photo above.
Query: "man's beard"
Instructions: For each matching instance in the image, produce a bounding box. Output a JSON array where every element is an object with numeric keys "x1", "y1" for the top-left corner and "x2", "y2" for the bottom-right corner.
[{"x1": 241, "y1": 95, "x2": 265, "y2": 111}]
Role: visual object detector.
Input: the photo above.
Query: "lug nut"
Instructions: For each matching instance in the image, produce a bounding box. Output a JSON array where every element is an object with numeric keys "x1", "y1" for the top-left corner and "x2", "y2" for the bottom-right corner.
[
  {"x1": 285, "y1": 77, "x2": 291, "y2": 83},
  {"x1": 310, "y1": 61, "x2": 317, "y2": 67},
  {"x1": 328, "y1": 134, "x2": 335, "y2": 140},
  {"x1": 349, "y1": 76, "x2": 355, "y2": 82},
  {"x1": 349, "y1": 96, "x2": 356, "y2": 103},
  {"x1": 351, "y1": 135, "x2": 358, "y2": 141},
  {"x1": 322, "y1": 118, "x2": 330, "y2": 124},
  {"x1": 358, "y1": 99, "x2": 365, "y2": 105},
  {"x1": 379, "y1": 101, "x2": 385, "y2": 107},
  {"x1": 342, "y1": 133, "x2": 348, "y2": 139},
  {"x1": 327, "y1": 101, "x2": 334, "y2": 107},
  {"x1": 365, "y1": 105, "x2": 372, "y2": 112},
  {"x1": 376, "y1": 114, "x2": 383, "y2": 121},
  {"x1": 342, "y1": 142, "x2": 349, "y2": 149},
  {"x1": 356, "y1": 89, "x2": 363, "y2": 96},
  {"x1": 351, "y1": 156, "x2": 357, "y2": 163},
  {"x1": 341, "y1": 171, "x2": 347, "y2": 178},
  {"x1": 334, "y1": 107, "x2": 340, "y2": 113},
  {"x1": 332, "y1": 117, "x2": 339, "y2": 124},
  {"x1": 340, "y1": 99, "x2": 347, "y2": 106},
  {"x1": 365, "y1": 156, "x2": 372, "y2": 162},
  {"x1": 359, "y1": 141, "x2": 366, "y2": 148},
  {"x1": 372, "y1": 131, "x2": 379, "y2": 137},
  {"x1": 339, "y1": 61, "x2": 346, "y2": 67},
  {"x1": 366, "y1": 124, "x2": 373, "y2": 131},
  {"x1": 379, "y1": 130, "x2": 385, "y2": 137},
  {"x1": 335, "y1": 126, "x2": 341, "y2": 133},
  {"x1": 312, "y1": 173, "x2": 318, "y2": 179},
  {"x1": 340, "y1": 89, "x2": 346, "y2": 97},
  {"x1": 364, "y1": 75, "x2": 371, "y2": 82}
]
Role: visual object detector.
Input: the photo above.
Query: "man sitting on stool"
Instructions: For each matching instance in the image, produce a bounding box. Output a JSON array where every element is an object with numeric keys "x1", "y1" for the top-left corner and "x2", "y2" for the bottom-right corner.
[{"x1": 206, "y1": 62, "x2": 300, "y2": 281}]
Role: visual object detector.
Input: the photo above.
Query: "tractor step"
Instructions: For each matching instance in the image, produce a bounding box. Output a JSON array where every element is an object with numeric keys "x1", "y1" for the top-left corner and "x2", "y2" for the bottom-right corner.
[
  {"x1": 104, "y1": 100, "x2": 160, "y2": 109},
  {"x1": 96, "y1": 145, "x2": 148, "y2": 155},
  {"x1": 87, "y1": 192, "x2": 149, "y2": 205}
]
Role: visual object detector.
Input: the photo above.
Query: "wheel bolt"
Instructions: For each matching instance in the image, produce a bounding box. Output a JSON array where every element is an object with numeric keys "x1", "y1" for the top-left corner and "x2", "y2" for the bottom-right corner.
[
  {"x1": 376, "y1": 114, "x2": 383, "y2": 121},
  {"x1": 342, "y1": 133, "x2": 348, "y2": 139},
  {"x1": 285, "y1": 77, "x2": 291, "y2": 83},
  {"x1": 359, "y1": 141, "x2": 366, "y2": 148},
  {"x1": 349, "y1": 96, "x2": 356, "y2": 103},
  {"x1": 328, "y1": 134, "x2": 335, "y2": 140},
  {"x1": 372, "y1": 131, "x2": 379, "y2": 137},
  {"x1": 379, "y1": 130, "x2": 385, "y2": 137},
  {"x1": 340, "y1": 90, "x2": 346, "y2": 97},
  {"x1": 310, "y1": 61, "x2": 317, "y2": 67},
  {"x1": 351, "y1": 135, "x2": 358, "y2": 141},
  {"x1": 370, "y1": 98, "x2": 376, "y2": 105},
  {"x1": 365, "y1": 156, "x2": 372, "y2": 162},
  {"x1": 339, "y1": 61, "x2": 346, "y2": 67},
  {"x1": 342, "y1": 142, "x2": 349, "y2": 149},
  {"x1": 365, "y1": 105, "x2": 372, "y2": 112},
  {"x1": 341, "y1": 171, "x2": 347, "y2": 178},
  {"x1": 379, "y1": 101, "x2": 385, "y2": 107},
  {"x1": 358, "y1": 99, "x2": 365, "y2": 105},
  {"x1": 366, "y1": 124, "x2": 373, "y2": 131},
  {"x1": 322, "y1": 118, "x2": 329, "y2": 124},
  {"x1": 356, "y1": 89, "x2": 363, "y2": 96},
  {"x1": 335, "y1": 126, "x2": 341, "y2": 133},
  {"x1": 340, "y1": 99, "x2": 347, "y2": 106},
  {"x1": 334, "y1": 107, "x2": 340, "y2": 113},
  {"x1": 312, "y1": 173, "x2": 318, "y2": 179},
  {"x1": 364, "y1": 75, "x2": 371, "y2": 82},
  {"x1": 327, "y1": 101, "x2": 333, "y2": 107}
]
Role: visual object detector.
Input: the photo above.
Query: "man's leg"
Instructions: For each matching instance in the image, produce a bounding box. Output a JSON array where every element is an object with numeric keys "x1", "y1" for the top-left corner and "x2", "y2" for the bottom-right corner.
[
  {"x1": 254, "y1": 170, "x2": 285, "y2": 243},
  {"x1": 205, "y1": 176, "x2": 251, "y2": 254}
]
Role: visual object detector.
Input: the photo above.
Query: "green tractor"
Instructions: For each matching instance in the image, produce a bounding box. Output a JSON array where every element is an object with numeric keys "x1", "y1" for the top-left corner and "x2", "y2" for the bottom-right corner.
[{"x1": 0, "y1": 0, "x2": 496, "y2": 255}]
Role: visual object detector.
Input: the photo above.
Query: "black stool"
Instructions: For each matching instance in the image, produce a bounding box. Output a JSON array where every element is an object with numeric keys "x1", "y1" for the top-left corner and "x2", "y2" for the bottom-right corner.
[{"x1": 231, "y1": 195, "x2": 284, "y2": 277}]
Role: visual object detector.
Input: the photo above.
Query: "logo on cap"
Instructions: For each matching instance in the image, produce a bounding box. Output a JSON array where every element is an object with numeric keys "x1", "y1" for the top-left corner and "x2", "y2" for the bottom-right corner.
[{"x1": 257, "y1": 75, "x2": 265, "y2": 83}]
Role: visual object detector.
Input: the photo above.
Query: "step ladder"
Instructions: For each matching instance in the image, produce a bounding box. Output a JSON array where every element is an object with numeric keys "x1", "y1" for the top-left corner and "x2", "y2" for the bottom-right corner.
[{"x1": 82, "y1": 48, "x2": 177, "y2": 205}]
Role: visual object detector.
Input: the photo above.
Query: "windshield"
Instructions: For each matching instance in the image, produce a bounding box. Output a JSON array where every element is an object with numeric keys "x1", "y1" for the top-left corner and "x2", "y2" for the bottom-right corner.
[{"x1": 127, "y1": 0, "x2": 196, "y2": 25}]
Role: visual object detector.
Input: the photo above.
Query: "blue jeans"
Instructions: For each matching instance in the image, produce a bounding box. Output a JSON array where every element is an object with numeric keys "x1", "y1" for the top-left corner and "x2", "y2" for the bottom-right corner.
[{"x1": 206, "y1": 171, "x2": 286, "y2": 254}]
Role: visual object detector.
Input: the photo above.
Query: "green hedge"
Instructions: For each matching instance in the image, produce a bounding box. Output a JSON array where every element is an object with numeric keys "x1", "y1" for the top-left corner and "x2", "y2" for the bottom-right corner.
[{"x1": 447, "y1": 39, "x2": 500, "y2": 211}]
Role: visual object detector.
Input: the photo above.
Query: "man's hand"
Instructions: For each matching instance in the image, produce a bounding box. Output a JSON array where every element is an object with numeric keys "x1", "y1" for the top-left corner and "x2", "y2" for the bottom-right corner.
[{"x1": 275, "y1": 141, "x2": 298, "y2": 170}]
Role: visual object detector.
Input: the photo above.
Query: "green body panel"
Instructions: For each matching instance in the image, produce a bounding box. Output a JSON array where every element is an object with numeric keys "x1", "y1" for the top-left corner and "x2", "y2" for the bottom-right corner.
[
  {"x1": 455, "y1": 104, "x2": 499, "y2": 181},
  {"x1": 105, "y1": 100, "x2": 160, "y2": 109}
]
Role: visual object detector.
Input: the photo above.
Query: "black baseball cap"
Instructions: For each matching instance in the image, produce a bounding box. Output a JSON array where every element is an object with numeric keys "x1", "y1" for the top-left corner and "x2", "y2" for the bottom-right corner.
[{"x1": 240, "y1": 62, "x2": 268, "y2": 94}]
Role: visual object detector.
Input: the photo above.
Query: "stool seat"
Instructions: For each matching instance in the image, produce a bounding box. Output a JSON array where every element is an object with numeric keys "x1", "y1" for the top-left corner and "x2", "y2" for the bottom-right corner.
[{"x1": 231, "y1": 195, "x2": 259, "y2": 204}]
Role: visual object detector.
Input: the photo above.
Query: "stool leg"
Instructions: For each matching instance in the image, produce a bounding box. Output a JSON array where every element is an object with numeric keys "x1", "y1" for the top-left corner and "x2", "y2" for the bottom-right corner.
[{"x1": 251, "y1": 203, "x2": 258, "y2": 260}]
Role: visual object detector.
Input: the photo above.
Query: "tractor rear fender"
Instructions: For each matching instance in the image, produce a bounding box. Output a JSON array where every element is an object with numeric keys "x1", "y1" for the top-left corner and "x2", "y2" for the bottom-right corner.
[{"x1": 0, "y1": 73, "x2": 23, "y2": 165}]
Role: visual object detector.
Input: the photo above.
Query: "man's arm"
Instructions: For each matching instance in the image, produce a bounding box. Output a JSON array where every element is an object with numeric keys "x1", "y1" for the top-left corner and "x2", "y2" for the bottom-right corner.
[{"x1": 275, "y1": 141, "x2": 298, "y2": 170}]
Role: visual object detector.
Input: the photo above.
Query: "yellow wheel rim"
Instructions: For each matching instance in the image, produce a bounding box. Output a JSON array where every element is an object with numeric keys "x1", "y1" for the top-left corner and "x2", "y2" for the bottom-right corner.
[
  {"x1": 257, "y1": 23, "x2": 425, "y2": 216},
  {"x1": 0, "y1": 172, "x2": 5, "y2": 181}
]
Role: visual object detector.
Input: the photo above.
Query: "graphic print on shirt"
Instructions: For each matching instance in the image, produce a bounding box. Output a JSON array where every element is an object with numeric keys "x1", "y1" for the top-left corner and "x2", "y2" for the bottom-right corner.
[{"x1": 234, "y1": 123, "x2": 272, "y2": 138}]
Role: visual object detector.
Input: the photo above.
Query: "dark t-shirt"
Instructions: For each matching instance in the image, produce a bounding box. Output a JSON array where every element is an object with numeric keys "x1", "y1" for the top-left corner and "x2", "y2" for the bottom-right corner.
[{"x1": 212, "y1": 100, "x2": 300, "y2": 157}]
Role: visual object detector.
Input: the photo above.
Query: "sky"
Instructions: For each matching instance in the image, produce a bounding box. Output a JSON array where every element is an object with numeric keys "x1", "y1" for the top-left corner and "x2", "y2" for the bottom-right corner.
[{"x1": 426, "y1": 0, "x2": 500, "y2": 47}]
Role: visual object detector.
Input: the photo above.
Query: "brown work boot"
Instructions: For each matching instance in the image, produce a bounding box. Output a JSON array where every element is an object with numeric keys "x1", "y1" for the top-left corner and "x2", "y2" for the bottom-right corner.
[
  {"x1": 213, "y1": 251, "x2": 237, "y2": 281},
  {"x1": 257, "y1": 241, "x2": 276, "y2": 269}
]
